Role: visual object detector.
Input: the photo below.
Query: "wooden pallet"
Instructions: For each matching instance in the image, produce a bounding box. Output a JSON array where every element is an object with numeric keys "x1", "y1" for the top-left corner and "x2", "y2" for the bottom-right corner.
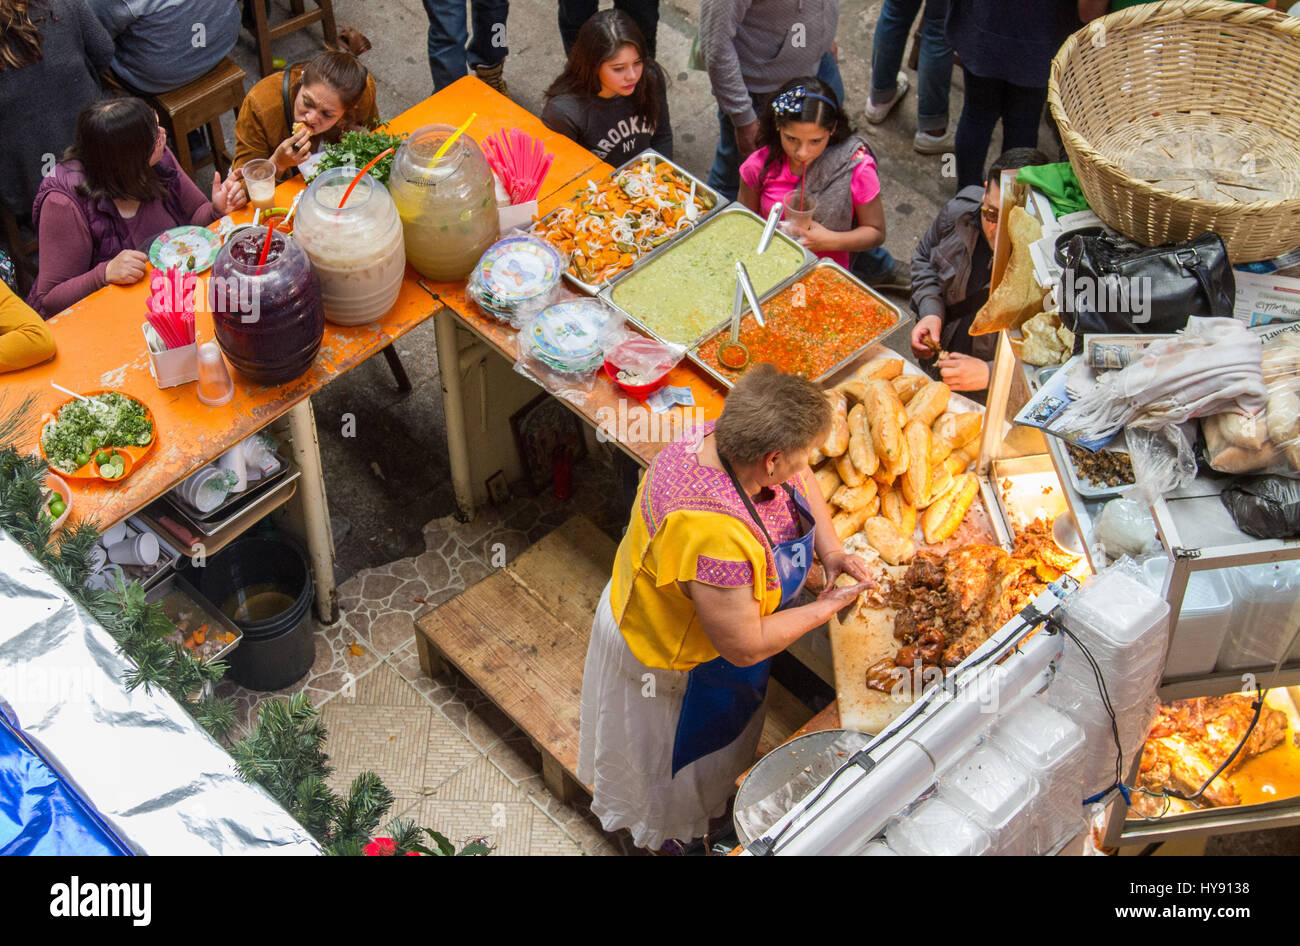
[
  {"x1": 414, "y1": 516, "x2": 616, "y2": 803},
  {"x1": 414, "y1": 514, "x2": 817, "y2": 805}
]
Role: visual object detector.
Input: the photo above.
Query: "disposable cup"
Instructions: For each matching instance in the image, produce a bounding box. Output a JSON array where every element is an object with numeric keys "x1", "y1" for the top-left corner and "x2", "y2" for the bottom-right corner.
[
  {"x1": 107, "y1": 532, "x2": 159, "y2": 567},
  {"x1": 781, "y1": 190, "x2": 816, "y2": 234},
  {"x1": 101, "y1": 522, "x2": 129, "y2": 547}
]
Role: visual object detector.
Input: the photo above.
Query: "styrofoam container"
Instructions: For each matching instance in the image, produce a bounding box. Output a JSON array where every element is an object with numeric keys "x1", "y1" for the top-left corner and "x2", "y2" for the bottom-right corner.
[
  {"x1": 1217, "y1": 561, "x2": 1300, "y2": 670},
  {"x1": 886, "y1": 797, "x2": 992, "y2": 857},
  {"x1": 1141, "y1": 558, "x2": 1234, "y2": 677},
  {"x1": 990, "y1": 697, "x2": 1087, "y2": 854},
  {"x1": 859, "y1": 840, "x2": 899, "y2": 856},
  {"x1": 938, "y1": 745, "x2": 1038, "y2": 855}
]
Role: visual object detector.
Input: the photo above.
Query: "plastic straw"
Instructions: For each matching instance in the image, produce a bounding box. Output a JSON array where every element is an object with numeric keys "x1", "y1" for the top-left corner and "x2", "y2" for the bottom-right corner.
[
  {"x1": 430, "y1": 113, "x2": 477, "y2": 169},
  {"x1": 340, "y1": 147, "x2": 396, "y2": 207},
  {"x1": 257, "y1": 220, "x2": 276, "y2": 268}
]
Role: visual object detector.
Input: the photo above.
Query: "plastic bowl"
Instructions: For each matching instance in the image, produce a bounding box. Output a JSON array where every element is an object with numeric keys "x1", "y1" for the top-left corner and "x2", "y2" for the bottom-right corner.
[
  {"x1": 44, "y1": 473, "x2": 72, "y2": 531},
  {"x1": 603, "y1": 338, "x2": 676, "y2": 400}
]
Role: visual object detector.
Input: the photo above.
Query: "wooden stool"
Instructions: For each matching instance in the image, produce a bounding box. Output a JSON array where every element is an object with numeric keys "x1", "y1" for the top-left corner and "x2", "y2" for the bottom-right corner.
[
  {"x1": 248, "y1": 0, "x2": 338, "y2": 77},
  {"x1": 1, "y1": 204, "x2": 38, "y2": 297},
  {"x1": 147, "y1": 58, "x2": 247, "y2": 180}
]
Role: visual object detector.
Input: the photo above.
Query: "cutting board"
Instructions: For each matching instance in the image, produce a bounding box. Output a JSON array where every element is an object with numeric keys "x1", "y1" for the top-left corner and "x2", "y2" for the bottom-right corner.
[{"x1": 829, "y1": 564, "x2": 913, "y2": 733}]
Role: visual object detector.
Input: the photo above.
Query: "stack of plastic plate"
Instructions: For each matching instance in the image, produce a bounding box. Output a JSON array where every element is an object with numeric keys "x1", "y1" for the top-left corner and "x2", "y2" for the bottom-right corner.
[
  {"x1": 529, "y1": 299, "x2": 611, "y2": 373},
  {"x1": 468, "y1": 235, "x2": 563, "y2": 326}
]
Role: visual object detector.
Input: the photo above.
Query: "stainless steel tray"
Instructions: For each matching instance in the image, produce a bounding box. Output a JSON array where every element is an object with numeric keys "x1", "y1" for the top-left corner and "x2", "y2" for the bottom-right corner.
[
  {"x1": 598, "y1": 205, "x2": 818, "y2": 350},
  {"x1": 147, "y1": 571, "x2": 243, "y2": 665},
  {"x1": 161, "y1": 454, "x2": 302, "y2": 537},
  {"x1": 684, "y1": 258, "x2": 902, "y2": 389},
  {"x1": 529, "y1": 149, "x2": 724, "y2": 295},
  {"x1": 168, "y1": 450, "x2": 294, "y2": 522}
]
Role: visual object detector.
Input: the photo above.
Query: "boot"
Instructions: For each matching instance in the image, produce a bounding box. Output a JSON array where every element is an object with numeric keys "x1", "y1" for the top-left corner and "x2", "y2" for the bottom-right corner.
[{"x1": 474, "y1": 61, "x2": 509, "y2": 98}]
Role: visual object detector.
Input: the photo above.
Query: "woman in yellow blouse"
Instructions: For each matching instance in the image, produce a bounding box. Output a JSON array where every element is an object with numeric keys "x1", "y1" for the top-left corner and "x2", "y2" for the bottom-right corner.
[
  {"x1": 0, "y1": 282, "x2": 56, "y2": 372},
  {"x1": 578, "y1": 365, "x2": 873, "y2": 853}
]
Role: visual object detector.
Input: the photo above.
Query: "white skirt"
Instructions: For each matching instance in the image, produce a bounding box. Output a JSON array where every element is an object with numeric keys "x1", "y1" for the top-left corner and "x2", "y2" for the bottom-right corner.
[{"x1": 577, "y1": 583, "x2": 764, "y2": 850}]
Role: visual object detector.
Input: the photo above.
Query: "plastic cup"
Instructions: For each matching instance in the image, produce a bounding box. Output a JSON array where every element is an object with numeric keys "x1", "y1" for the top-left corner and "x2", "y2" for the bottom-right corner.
[
  {"x1": 196, "y1": 341, "x2": 235, "y2": 406},
  {"x1": 243, "y1": 158, "x2": 277, "y2": 212},
  {"x1": 85, "y1": 563, "x2": 125, "y2": 592},
  {"x1": 107, "y1": 532, "x2": 159, "y2": 567},
  {"x1": 781, "y1": 190, "x2": 816, "y2": 234},
  {"x1": 218, "y1": 441, "x2": 249, "y2": 492},
  {"x1": 175, "y1": 464, "x2": 231, "y2": 513},
  {"x1": 101, "y1": 522, "x2": 129, "y2": 547}
]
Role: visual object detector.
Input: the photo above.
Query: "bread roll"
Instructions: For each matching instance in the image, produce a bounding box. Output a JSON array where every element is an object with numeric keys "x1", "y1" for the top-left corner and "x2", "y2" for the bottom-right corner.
[
  {"x1": 891, "y1": 374, "x2": 929, "y2": 404},
  {"x1": 905, "y1": 381, "x2": 951, "y2": 428},
  {"x1": 814, "y1": 464, "x2": 842, "y2": 501},
  {"x1": 922, "y1": 473, "x2": 978, "y2": 544},
  {"x1": 835, "y1": 453, "x2": 864, "y2": 488},
  {"x1": 932, "y1": 412, "x2": 982, "y2": 448},
  {"x1": 831, "y1": 479, "x2": 879, "y2": 513},
  {"x1": 822, "y1": 391, "x2": 850, "y2": 458},
  {"x1": 863, "y1": 517, "x2": 915, "y2": 565},
  {"x1": 880, "y1": 488, "x2": 916, "y2": 537},
  {"x1": 848, "y1": 403, "x2": 879, "y2": 476},
  {"x1": 903, "y1": 421, "x2": 931, "y2": 506}
]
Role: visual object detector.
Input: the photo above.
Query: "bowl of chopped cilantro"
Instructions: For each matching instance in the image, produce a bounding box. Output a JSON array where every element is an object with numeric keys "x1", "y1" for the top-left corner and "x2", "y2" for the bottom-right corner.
[{"x1": 39, "y1": 391, "x2": 156, "y2": 481}]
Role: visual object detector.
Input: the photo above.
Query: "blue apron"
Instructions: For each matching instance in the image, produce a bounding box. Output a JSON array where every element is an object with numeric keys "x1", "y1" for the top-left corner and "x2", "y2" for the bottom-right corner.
[{"x1": 670, "y1": 463, "x2": 816, "y2": 776}]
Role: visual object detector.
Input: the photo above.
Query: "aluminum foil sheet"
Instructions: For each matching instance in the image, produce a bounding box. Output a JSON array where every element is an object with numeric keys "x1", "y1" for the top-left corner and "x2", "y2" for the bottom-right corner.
[{"x1": 0, "y1": 532, "x2": 320, "y2": 855}]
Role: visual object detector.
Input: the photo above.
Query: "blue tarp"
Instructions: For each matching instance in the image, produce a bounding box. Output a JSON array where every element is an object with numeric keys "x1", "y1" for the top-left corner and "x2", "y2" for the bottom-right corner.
[{"x1": 0, "y1": 710, "x2": 131, "y2": 856}]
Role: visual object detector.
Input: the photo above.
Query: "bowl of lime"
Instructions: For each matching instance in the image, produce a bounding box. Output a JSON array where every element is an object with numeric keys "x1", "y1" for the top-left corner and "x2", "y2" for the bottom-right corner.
[
  {"x1": 91, "y1": 448, "x2": 133, "y2": 483},
  {"x1": 44, "y1": 474, "x2": 72, "y2": 531}
]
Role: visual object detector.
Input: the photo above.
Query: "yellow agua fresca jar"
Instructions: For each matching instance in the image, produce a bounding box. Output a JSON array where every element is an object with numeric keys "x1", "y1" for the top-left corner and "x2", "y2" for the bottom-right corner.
[{"x1": 388, "y1": 124, "x2": 501, "y2": 282}]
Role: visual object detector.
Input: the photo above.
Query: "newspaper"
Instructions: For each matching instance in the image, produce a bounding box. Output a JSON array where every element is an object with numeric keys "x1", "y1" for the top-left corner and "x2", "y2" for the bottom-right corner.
[
  {"x1": 1014, "y1": 355, "x2": 1115, "y2": 451},
  {"x1": 1233, "y1": 270, "x2": 1300, "y2": 327}
]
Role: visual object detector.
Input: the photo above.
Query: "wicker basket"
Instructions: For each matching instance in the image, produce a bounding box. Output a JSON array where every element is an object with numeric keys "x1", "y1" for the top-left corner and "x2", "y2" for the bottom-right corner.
[{"x1": 1048, "y1": 0, "x2": 1300, "y2": 263}]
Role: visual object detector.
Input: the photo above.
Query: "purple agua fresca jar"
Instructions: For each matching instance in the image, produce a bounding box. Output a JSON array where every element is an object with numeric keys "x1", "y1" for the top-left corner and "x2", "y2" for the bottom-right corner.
[{"x1": 209, "y1": 228, "x2": 325, "y2": 385}]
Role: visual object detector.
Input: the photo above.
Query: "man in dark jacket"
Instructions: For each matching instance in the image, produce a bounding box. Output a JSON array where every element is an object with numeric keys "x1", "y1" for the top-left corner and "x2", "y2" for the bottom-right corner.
[{"x1": 909, "y1": 148, "x2": 1047, "y2": 401}]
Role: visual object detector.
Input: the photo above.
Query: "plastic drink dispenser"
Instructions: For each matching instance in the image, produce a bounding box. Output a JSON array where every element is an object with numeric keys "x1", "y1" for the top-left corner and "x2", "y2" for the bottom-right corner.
[
  {"x1": 294, "y1": 167, "x2": 406, "y2": 326},
  {"x1": 389, "y1": 124, "x2": 500, "y2": 282},
  {"x1": 209, "y1": 228, "x2": 325, "y2": 385}
]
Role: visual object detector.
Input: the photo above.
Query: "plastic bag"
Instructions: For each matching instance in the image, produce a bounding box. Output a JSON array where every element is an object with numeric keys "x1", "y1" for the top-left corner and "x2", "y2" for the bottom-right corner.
[
  {"x1": 466, "y1": 234, "x2": 567, "y2": 329},
  {"x1": 514, "y1": 297, "x2": 625, "y2": 405},
  {"x1": 1221, "y1": 475, "x2": 1300, "y2": 539},
  {"x1": 602, "y1": 336, "x2": 685, "y2": 390},
  {"x1": 1202, "y1": 322, "x2": 1300, "y2": 477},
  {"x1": 1095, "y1": 498, "x2": 1157, "y2": 559},
  {"x1": 1123, "y1": 424, "x2": 1197, "y2": 506}
]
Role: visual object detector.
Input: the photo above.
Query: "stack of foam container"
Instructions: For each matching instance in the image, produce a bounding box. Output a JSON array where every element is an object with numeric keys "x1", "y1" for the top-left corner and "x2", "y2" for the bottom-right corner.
[
  {"x1": 885, "y1": 796, "x2": 992, "y2": 856},
  {"x1": 989, "y1": 696, "x2": 1087, "y2": 854},
  {"x1": 1217, "y1": 561, "x2": 1300, "y2": 670},
  {"x1": 936, "y1": 744, "x2": 1038, "y2": 855},
  {"x1": 1047, "y1": 565, "x2": 1170, "y2": 799}
]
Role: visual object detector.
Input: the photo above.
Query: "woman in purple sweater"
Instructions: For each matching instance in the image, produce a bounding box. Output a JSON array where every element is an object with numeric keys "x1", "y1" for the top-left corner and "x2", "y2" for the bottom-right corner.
[{"x1": 28, "y1": 96, "x2": 246, "y2": 318}]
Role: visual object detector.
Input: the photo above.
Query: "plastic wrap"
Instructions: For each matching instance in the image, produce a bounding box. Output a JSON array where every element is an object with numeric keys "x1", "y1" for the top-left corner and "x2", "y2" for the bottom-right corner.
[
  {"x1": 990, "y1": 697, "x2": 1087, "y2": 854},
  {"x1": 1203, "y1": 322, "x2": 1300, "y2": 477},
  {"x1": 1049, "y1": 562, "x2": 1169, "y2": 798},
  {"x1": 1124, "y1": 424, "x2": 1198, "y2": 505},
  {"x1": 603, "y1": 336, "x2": 685, "y2": 389},
  {"x1": 937, "y1": 745, "x2": 1038, "y2": 856},
  {"x1": 514, "y1": 298, "x2": 624, "y2": 405},
  {"x1": 885, "y1": 796, "x2": 992, "y2": 856},
  {"x1": 1216, "y1": 561, "x2": 1300, "y2": 670},
  {"x1": 466, "y1": 234, "x2": 566, "y2": 329},
  {"x1": 1221, "y1": 475, "x2": 1300, "y2": 539}
]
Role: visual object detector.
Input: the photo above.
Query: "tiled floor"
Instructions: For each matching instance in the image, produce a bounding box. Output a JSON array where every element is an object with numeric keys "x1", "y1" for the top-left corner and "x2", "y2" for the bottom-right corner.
[{"x1": 215, "y1": 457, "x2": 634, "y2": 856}]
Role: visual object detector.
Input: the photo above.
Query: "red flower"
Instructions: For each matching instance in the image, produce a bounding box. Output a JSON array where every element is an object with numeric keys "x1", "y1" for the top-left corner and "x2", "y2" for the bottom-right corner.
[{"x1": 364, "y1": 838, "x2": 397, "y2": 856}]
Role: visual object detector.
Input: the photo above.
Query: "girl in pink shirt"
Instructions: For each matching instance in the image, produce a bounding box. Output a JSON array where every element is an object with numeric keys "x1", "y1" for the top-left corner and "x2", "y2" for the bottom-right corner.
[{"x1": 738, "y1": 77, "x2": 887, "y2": 270}]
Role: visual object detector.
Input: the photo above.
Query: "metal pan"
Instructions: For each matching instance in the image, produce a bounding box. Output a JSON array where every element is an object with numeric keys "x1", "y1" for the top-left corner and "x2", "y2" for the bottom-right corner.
[
  {"x1": 529, "y1": 149, "x2": 725, "y2": 295},
  {"x1": 598, "y1": 205, "x2": 818, "y2": 350},
  {"x1": 147, "y1": 572, "x2": 243, "y2": 665},
  {"x1": 685, "y1": 257, "x2": 903, "y2": 389},
  {"x1": 161, "y1": 455, "x2": 302, "y2": 538},
  {"x1": 167, "y1": 450, "x2": 294, "y2": 522}
]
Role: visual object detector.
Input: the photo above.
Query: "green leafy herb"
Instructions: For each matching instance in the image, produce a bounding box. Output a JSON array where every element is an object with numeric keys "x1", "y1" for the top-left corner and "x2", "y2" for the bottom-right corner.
[
  {"x1": 305, "y1": 128, "x2": 408, "y2": 188},
  {"x1": 40, "y1": 393, "x2": 153, "y2": 474}
]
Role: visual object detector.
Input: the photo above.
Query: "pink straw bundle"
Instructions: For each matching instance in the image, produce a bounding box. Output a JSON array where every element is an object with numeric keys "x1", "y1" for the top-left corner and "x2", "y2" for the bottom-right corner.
[
  {"x1": 147, "y1": 267, "x2": 198, "y2": 350},
  {"x1": 483, "y1": 129, "x2": 554, "y2": 204}
]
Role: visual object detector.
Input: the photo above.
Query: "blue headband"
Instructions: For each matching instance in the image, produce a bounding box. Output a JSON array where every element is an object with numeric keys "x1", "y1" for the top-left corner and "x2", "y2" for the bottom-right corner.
[{"x1": 771, "y1": 86, "x2": 839, "y2": 118}]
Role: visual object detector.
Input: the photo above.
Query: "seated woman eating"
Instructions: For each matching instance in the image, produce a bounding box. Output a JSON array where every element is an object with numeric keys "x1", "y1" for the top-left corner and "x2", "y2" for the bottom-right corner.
[
  {"x1": 28, "y1": 97, "x2": 246, "y2": 318},
  {"x1": 233, "y1": 50, "x2": 379, "y2": 180},
  {"x1": 738, "y1": 77, "x2": 887, "y2": 272},
  {"x1": 578, "y1": 365, "x2": 873, "y2": 854},
  {"x1": 541, "y1": 9, "x2": 673, "y2": 162}
]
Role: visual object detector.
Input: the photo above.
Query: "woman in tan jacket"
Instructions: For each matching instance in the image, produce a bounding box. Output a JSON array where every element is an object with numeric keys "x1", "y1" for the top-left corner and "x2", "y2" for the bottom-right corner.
[{"x1": 233, "y1": 50, "x2": 380, "y2": 180}]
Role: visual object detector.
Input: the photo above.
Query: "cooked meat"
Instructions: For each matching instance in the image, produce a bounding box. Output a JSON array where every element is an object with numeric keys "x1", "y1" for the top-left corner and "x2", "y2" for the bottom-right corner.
[{"x1": 1136, "y1": 695, "x2": 1289, "y2": 812}]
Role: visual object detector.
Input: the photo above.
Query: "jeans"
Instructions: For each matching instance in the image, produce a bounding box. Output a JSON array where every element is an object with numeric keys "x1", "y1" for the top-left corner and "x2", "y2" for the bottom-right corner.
[
  {"x1": 869, "y1": 0, "x2": 953, "y2": 134},
  {"x1": 559, "y1": 0, "x2": 659, "y2": 59},
  {"x1": 953, "y1": 66, "x2": 1047, "y2": 188},
  {"x1": 423, "y1": 0, "x2": 509, "y2": 92}
]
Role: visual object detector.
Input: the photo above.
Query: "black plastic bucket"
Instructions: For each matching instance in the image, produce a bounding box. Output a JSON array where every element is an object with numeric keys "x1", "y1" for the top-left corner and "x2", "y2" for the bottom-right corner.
[{"x1": 184, "y1": 535, "x2": 315, "y2": 691}]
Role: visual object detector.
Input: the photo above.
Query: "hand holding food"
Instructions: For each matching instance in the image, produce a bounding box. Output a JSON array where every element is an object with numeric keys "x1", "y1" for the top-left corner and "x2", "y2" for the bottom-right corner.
[
  {"x1": 936, "y1": 353, "x2": 990, "y2": 393},
  {"x1": 272, "y1": 123, "x2": 313, "y2": 173},
  {"x1": 910, "y1": 315, "x2": 943, "y2": 359},
  {"x1": 105, "y1": 250, "x2": 149, "y2": 285}
]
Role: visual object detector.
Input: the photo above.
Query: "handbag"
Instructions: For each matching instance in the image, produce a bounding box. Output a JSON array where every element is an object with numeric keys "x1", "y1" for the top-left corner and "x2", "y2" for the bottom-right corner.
[{"x1": 1059, "y1": 231, "x2": 1236, "y2": 345}]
